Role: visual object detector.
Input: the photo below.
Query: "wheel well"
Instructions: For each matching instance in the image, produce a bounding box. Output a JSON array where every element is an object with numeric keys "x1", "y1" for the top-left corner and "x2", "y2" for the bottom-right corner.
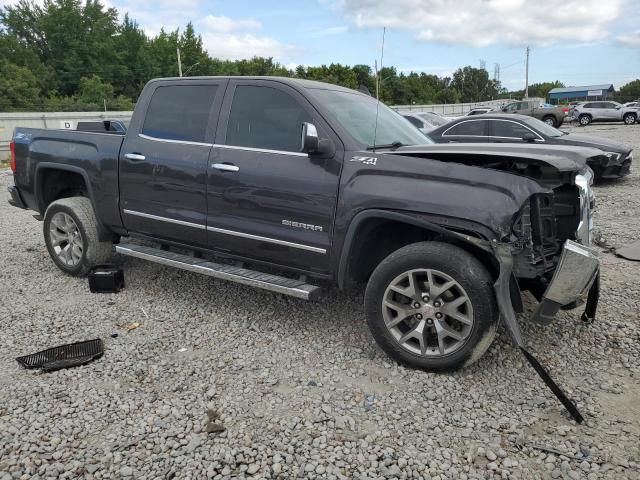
[
  {"x1": 38, "y1": 169, "x2": 88, "y2": 213},
  {"x1": 344, "y1": 218, "x2": 499, "y2": 288}
]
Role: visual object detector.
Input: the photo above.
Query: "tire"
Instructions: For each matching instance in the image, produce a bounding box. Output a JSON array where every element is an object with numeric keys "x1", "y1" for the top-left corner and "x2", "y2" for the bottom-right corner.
[
  {"x1": 43, "y1": 197, "x2": 113, "y2": 276},
  {"x1": 542, "y1": 115, "x2": 557, "y2": 127},
  {"x1": 364, "y1": 242, "x2": 498, "y2": 371},
  {"x1": 579, "y1": 114, "x2": 591, "y2": 126},
  {"x1": 623, "y1": 113, "x2": 637, "y2": 125}
]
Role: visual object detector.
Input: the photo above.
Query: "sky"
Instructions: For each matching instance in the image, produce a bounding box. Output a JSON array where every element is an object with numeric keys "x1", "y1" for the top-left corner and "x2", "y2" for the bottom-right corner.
[{"x1": 2, "y1": 0, "x2": 639, "y2": 89}]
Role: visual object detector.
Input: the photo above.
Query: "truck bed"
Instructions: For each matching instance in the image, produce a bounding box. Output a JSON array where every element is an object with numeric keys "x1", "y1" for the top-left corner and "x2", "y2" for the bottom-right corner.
[{"x1": 12, "y1": 127, "x2": 125, "y2": 231}]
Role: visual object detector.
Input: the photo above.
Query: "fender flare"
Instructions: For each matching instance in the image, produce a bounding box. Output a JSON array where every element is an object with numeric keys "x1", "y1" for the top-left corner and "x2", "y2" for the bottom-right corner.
[
  {"x1": 34, "y1": 163, "x2": 110, "y2": 240},
  {"x1": 336, "y1": 208, "x2": 499, "y2": 291}
]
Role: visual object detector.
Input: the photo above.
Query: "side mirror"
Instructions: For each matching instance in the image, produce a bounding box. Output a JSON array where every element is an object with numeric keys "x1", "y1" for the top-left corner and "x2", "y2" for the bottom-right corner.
[
  {"x1": 522, "y1": 132, "x2": 536, "y2": 142},
  {"x1": 616, "y1": 106, "x2": 621, "y2": 110},
  {"x1": 301, "y1": 122, "x2": 335, "y2": 157},
  {"x1": 301, "y1": 122, "x2": 319, "y2": 153}
]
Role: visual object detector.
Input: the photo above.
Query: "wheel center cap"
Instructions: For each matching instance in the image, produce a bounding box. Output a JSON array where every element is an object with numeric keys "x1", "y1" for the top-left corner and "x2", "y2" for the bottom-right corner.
[{"x1": 421, "y1": 304, "x2": 435, "y2": 317}]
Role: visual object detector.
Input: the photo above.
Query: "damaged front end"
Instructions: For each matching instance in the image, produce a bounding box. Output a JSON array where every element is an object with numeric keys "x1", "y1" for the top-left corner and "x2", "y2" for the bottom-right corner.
[{"x1": 492, "y1": 169, "x2": 600, "y2": 423}]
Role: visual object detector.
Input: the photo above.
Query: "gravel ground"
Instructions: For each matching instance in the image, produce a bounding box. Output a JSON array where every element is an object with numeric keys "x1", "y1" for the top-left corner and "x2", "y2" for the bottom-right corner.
[{"x1": 1, "y1": 123, "x2": 639, "y2": 480}]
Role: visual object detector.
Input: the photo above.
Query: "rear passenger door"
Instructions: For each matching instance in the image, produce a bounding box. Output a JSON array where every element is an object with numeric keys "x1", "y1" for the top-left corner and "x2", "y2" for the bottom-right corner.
[
  {"x1": 440, "y1": 119, "x2": 489, "y2": 142},
  {"x1": 205, "y1": 80, "x2": 342, "y2": 273},
  {"x1": 120, "y1": 80, "x2": 227, "y2": 247}
]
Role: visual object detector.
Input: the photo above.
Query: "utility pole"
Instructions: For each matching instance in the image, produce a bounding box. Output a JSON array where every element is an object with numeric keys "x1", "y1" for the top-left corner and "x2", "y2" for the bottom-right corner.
[
  {"x1": 493, "y1": 63, "x2": 500, "y2": 84},
  {"x1": 524, "y1": 46, "x2": 530, "y2": 98},
  {"x1": 177, "y1": 47, "x2": 183, "y2": 77}
]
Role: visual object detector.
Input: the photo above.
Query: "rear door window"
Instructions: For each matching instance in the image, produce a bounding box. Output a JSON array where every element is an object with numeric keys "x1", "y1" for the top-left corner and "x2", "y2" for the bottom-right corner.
[
  {"x1": 443, "y1": 120, "x2": 487, "y2": 136},
  {"x1": 491, "y1": 120, "x2": 537, "y2": 139},
  {"x1": 142, "y1": 85, "x2": 218, "y2": 142},
  {"x1": 225, "y1": 85, "x2": 312, "y2": 152}
]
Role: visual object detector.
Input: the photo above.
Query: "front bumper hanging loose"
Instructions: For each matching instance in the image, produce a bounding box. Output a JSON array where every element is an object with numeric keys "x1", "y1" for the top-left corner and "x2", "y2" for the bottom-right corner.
[{"x1": 493, "y1": 240, "x2": 601, "y2": 424}]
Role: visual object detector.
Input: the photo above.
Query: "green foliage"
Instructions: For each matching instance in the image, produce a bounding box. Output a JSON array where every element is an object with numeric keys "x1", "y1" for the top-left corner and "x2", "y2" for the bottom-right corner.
[
  {"x1": 0, "y1": 59, "x2": 41, "y2": 110},
  {"x1": 616, "y1": 79, "x2": 640, "y2": 103},
  {"x1": 1, "y1": 0, "x2": 636, "y2": 112}
]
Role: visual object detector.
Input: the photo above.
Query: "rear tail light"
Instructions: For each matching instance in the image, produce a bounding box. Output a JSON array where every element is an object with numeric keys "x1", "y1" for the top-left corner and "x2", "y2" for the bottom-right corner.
[{"x1": 10, "y1": 141, "x2": 17, "y2": 173}]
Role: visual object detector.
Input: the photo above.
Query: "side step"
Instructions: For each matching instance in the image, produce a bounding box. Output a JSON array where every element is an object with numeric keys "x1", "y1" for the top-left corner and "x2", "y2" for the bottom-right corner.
[{"x1": 115, "y1": 243, "x2": 323, "y2": 300}]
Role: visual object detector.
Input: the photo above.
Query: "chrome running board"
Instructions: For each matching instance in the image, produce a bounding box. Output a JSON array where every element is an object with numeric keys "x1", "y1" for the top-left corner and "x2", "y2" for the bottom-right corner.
[{"x1": 115, "y1": 243, "x2": 322, "y2": 300}]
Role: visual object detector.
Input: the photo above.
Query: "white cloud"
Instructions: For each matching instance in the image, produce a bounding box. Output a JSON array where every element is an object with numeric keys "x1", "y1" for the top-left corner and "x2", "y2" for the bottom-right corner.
[
  {"x1": 200, "y1": 32, "x2": 299, "y2": 61},
  {"x1": 312, "y1": 25, "x2": 348, "y2": 36},
  {"x1": 111, "y1": 1, "x2": 299, "y2": 61},
  {"x1": 617, "y1": 30, "x2": 640, "y2": 47},
  {"x1": 335, "y1": 0, "x2": 625, "y2": 47},
  {"x1": 199, "y1": 15, "x2": 261, "y2": 33}
]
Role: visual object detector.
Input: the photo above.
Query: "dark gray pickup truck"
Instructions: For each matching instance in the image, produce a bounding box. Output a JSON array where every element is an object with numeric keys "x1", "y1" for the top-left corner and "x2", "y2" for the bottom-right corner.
[{"x1": 9, "y1": 77, "x2": 601, "y2": 418}]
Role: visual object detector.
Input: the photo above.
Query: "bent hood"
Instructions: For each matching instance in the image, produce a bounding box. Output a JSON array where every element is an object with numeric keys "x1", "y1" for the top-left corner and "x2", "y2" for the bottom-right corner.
[{"x1": 390, "y1": 143, "x2": 599, "y2": 172}]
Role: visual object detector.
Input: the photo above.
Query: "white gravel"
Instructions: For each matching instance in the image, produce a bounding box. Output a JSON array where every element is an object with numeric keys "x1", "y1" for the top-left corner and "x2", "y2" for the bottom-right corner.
[{"x1": 1, "y1": 123, "x2": 639, "y2": 479}]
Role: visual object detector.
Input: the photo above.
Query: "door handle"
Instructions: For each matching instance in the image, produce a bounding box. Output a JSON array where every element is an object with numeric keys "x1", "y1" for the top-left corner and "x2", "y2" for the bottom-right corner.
[
  {"x1": 124, "y1": 153, "x2": 146, "y2": 161},
  {"x1": 213, "y1": 163, "x2": 239, "y2": 172}
]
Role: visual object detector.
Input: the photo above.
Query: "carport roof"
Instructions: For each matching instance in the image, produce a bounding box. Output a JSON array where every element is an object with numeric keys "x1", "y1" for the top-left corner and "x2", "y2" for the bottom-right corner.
[{"x1": 548, "y1": 84, "x2": 615, "y2": 94}]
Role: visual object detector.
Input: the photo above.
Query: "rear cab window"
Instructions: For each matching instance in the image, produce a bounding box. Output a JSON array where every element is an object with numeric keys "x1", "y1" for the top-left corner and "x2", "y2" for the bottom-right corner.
[{"x1": 142, "y1": 85, "x2": 218, "y2": 142}]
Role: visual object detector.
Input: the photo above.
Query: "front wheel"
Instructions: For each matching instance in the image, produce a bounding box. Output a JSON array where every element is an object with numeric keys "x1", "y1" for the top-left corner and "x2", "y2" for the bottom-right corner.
[
  {"x1": 43, "y1": 197, "x2": 113, "y2": 276},
  {"x1": 543, "y1": 115, "x2": 556, "y2": 127},
  {"x1": 364, "y1": 242, "x2": 498, "y2": 371},
  {"x1": 623, "y1": 113, "x2": 637, "y2": 125}
]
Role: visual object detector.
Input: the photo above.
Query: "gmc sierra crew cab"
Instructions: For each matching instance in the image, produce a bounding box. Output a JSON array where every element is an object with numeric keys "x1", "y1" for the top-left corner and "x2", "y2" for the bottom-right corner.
[{"x1": 8, "y1": 77, "x2": 600, "y2": 418}]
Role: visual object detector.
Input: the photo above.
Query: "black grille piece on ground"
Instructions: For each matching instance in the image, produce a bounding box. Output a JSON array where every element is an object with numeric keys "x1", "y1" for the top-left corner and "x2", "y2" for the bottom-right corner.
[
  {"x1": 89, "y1": 265, "x2": 125, "y2": 293},
  {"x1": 16, "y1": 339, "x2": 104, "y2": 372}
]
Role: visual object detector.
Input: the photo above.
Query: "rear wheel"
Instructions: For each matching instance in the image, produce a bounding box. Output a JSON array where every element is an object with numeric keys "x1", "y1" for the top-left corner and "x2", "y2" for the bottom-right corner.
[
  {"x1": 542, "y1": 115, "x2": 556, "y2": 127},
  {"x1": 623, "y1": 113, "x2": 637, "y2": 125},
  {"x1": 43, "y1": 197, "x2": 113, "y2": 276},
  {"x1": 579, "y1": 114, "x2": 591, "y2": 126},
  {"x1": 364, "y1": 242, "x2": 498, "y2": 371}
]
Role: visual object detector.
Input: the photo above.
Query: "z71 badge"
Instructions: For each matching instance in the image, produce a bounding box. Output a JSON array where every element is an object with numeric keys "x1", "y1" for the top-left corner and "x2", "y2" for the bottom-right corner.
[{"x1": 350, "y1": 155, "x2": 377, "y2": 166}]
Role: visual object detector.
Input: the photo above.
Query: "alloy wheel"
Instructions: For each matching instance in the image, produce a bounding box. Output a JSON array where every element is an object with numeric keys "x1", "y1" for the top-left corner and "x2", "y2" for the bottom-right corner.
[
  {"x1": 381, "y1": 268, "x2": 474, "y2": 358},
  {"x1": 49, "y1": 212, "x2": 84, "y2": 266}
]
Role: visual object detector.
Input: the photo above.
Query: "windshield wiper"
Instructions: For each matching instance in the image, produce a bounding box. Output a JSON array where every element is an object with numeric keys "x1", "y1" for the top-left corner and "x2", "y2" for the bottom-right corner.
[{"x1": 366, "y1": 141, "x2": 405, "y2": 150}]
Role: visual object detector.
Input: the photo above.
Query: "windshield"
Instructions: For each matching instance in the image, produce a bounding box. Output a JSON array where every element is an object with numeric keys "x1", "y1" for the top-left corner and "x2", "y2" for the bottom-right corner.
[
  {"x1": 310, "y1": 88, "x2": 431, "y2": 147},
  {"x1": 417, "y1": 112, "x2": 448, "y2": 126},
  {"x1": 524, "y1": 117, "x2": 564, "y2": 137}
]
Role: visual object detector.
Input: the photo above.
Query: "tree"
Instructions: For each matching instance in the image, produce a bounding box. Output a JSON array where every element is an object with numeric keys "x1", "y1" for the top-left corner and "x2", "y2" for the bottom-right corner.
[
  {"x1": 78, "y1": 75, "x2": 113, "y2": 104},
  {"x1": 1, "y1": 0, "x2": 121, "y2": 96},
  {"x1": 616, "y1": 79, "x2": 640, "y2": 103},
  {"x1": 451, "y1": 66, "x2": 499, "y2": 103},
  {"x1": 0, "y1": 60, "x2": 41, "y2": 111}
]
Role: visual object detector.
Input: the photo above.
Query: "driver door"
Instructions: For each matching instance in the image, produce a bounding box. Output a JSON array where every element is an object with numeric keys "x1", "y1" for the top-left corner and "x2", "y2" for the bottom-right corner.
[{"x1": 205, "y1": 80, "x2": 342, "y2": 273}]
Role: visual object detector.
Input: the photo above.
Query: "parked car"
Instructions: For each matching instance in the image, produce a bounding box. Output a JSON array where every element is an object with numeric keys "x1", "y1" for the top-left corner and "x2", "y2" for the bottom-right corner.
[
  {"x1": 500, "y1": 100, "x2": 566, "y2": 127},
  {"x1": 426, "y1": 113, "x2": 632, "y2": 180},
  {"x1": 8, "y1": 76, "x2": 600, "y2": 388},
  {"x1": 571, "y1": 101, "x2": 640, "y2": 125},
  {"x1": 465, "y1": 107, "x2": 494, "y2": 116},
  {"x1": 402, "y1": 112, "x2": 449, "y2": 134}
]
